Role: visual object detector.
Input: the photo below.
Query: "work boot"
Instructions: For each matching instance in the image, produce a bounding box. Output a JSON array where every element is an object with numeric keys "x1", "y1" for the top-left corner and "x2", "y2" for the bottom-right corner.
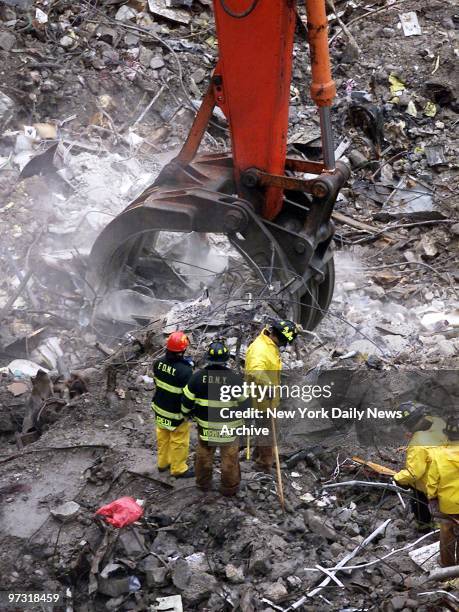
[
  {"x1": 220, "y1": 485, "x2": 239, "y2": 497},
  {"x1": 174, "y1": 467, "x2": 195, "y2": 479},
  {"x1": 158, "y1": 465, "x2": 170, "y2": 473}
]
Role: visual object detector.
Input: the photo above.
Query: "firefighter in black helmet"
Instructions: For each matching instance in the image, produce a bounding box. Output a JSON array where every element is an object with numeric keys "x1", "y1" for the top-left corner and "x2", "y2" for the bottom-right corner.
[{"x1": 181, "y1": 340, "x2": 249, "y2": 496}]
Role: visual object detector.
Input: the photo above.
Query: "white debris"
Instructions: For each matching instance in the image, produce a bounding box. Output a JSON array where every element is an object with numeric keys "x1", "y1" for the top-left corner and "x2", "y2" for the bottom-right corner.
[
  {"x1": 399, "y1": 12, "x2": 422, "y2": 36},
  {"x1": 115, "y1": 6, "x2": 138, "y2": 21},
  {"x1": 299, "y1": 492, "x2": 315, "y2": 503},
  {"x1": 185, "y1": 552, "x2": 207, "y2": 572},
  {"x1": 0, "y1": 92, "x2": 15, "y2": 122},
  {"x1": 51, "y1": 501, "x2": 81, "y2": 522},
  {"x1": 32, "y1": 337, "x2": 63, "y2": 369},
  {"x1": 35, "y1": 8, "x2": 48, "y2": 23},
  {"x1": 421, "y1": 309, "x2": 459, "y2": 332},
  {"x1": 7, "y1": 359, "x2": 50, "y2": 378},
  {"x1": 60, "y1": 35, "x2": 75, "y2": 48},
  {"x1": 408, "y1": 541, "x2": 440, "y2": 572},
  {"x1": 152, "y1": 595, "x2": 183, "y2": 612}
]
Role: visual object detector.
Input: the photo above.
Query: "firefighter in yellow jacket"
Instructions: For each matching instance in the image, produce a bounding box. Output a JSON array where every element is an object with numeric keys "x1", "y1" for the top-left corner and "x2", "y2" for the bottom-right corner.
[
  {"x1": 245, "y1": 320, "x2": 298, "y2": 472},
  {"x1": 426, "y1": 415, "x2": 459, "y2": 567},
  {"x1": 393, "y1": 402, "x2": 447, "y2": 529},
  {"x1": 152, "y1": 332, "x2": 194, "y2": 478}
]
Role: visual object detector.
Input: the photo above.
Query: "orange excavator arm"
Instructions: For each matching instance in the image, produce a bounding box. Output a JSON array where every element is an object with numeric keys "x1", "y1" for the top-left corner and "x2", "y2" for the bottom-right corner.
[
  {"x1": 179, "y1": 0, "x2": 340, "y2": 219},
  {"x1": 89, "y1": 0, "x2": 350, "y2": 331}
]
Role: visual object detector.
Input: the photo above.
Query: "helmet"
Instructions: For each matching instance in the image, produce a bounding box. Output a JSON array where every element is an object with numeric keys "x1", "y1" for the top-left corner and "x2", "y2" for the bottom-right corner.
[
  {"x1": 399, "y1": 401, "x2": 427, "y2": 429},
  {"x1": 207, "y1": 339, "x2": 230, "y2": 363},
  {"x1": 271, "y1": 320, "x2": 298, "y2": 345},
  {"x1": 444, "y1": 416, "x2": 459, "y2": 440},
  {"x1": 166, "y1": 331, "x2": 190, "y2": 353}
]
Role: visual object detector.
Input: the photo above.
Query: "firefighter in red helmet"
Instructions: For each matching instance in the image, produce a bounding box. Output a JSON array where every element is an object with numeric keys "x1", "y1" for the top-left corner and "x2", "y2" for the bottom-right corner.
[{"x1": 152, "y1": 332, "x2": 194, "y2": 477}]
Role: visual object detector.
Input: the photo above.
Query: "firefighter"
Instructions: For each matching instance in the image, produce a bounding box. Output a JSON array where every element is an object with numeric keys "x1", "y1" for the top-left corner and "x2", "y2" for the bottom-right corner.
[
  {"x1": 152, "y1": 331, "x2": 194, "y2": 478},
  {"x1": 244, "y1": 319, "x2": 298, "y2": 473},
  {"x1": 393, "y1": 402, "x2": 447, "y2": 530},
  {"x1": 426, "y1": 415, "x2": 459, "y2": 566},
  {"x1": 181, "y1": 339, "x2": 248, "y2": 496}
]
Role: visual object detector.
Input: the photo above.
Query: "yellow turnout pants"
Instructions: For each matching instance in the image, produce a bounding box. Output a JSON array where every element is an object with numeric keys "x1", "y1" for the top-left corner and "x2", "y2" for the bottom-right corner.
[{"x1": 156, "y1": 421, "x2": 190, "y2": 476}]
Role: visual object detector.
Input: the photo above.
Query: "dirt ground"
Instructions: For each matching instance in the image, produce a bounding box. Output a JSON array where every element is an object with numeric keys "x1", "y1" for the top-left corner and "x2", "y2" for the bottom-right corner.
[{"x1": 0, "y1": 0, "x2": 458, "y2": 611}]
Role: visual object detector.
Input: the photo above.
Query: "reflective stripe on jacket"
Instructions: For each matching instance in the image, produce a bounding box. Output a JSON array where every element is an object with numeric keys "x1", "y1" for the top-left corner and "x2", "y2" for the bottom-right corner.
[
  {"x1": 245, "y1": 328, "x2": 281, "y2": 410},
  {"x1": 426, "y1": 441, "x2": 459, "y2": 514},
  {"x1": 181, "y1": 364, "x2": 248, "y2": 443},
  {"x1": 393, "y1": 416, "x2": 447, "y2": 494},
  {"x1": 152, "y1": 356, "x2": 193, "y2": 430}
]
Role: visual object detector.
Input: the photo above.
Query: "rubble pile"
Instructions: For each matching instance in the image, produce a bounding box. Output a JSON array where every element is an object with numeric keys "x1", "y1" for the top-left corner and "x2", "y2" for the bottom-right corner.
[
  {"x1": 0, "y1": 0, "x2": 458, "y2": 610},
  {"x1": 0, "y1": 355, "x2": 457, "y2": 611}
]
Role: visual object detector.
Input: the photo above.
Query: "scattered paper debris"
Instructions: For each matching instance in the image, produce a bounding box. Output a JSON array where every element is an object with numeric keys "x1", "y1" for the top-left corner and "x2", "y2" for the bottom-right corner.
[
  {"x1": 399, "y1": 12, "x2": 422, "y2": 36},
  {"x1": 35, "y1": 7, "x2": 48, "y2": 24},
  {"x1": 389, "y1": 74, "x2": 406, "y2": 101}
]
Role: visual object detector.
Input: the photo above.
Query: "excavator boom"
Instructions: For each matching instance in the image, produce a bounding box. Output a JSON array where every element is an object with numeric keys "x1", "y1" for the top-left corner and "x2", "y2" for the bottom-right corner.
[{"x1": 89, "y1": 0, "x2": 350, "y2": 330}]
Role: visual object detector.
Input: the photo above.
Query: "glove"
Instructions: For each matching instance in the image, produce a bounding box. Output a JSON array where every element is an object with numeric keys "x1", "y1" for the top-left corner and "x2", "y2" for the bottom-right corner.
[
  {"x1": 428, "y1": 499, "x2": 439, "y2": 515},
  {"x1": 183, "y1": 356, "x2": 195, "y2": 367},
  {"x1": 392, "y1": 477, "x2": 410, "y2": 490}
]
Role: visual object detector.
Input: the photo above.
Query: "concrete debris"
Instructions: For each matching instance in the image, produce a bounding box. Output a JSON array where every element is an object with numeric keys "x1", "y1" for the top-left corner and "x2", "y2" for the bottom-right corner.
[
  {"x1": 181, "y1": 571, "x2": 218, "y2": 605},
  {"x1": 409, "y1": 541, "x2": 440, "y2": 572},
  {"x1": 50, "y1": 501, "x2": 81, "y2": 522},
  {"x1": 0, "y1": 30, "x2": 16, "y2": 51},
  {"x1": 263, "y1": 580, "x2": 288, "y2": 602},
  {"x1": 304, "y1": 509, "x2": 337, "y2": 541},
  {"x1": 225, "y1": 563, "x2": 245, "y2": 584},
  {"x1": 115, "y1": 6, "x2": 138, "y2": 22},
  {"x1": 0, "y1": 91, "x2": 15, "y2": 121},
  {"x1": 146, "y1": 565, "x2": 168, "y2": 587},
  {"x1": 147, "y1": 0, "x2": 192, "y2": 25},
  {"x1": 98, "y1": 574, "x2": 132, "y2": 598},
  {"x1": 171, "y1": 558, "x2": 191, "y2": 590}
]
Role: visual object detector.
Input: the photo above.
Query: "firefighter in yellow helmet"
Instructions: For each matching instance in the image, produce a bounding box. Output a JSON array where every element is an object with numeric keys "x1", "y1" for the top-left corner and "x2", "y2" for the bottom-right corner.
[
  {"x1": 393, "y1": 401, "x2": 447, "y2": 530},
  {"x1": 152, "y1": 332, "x2": 194, "y2": 478},
  {"x1": 245, "y1": 320, "x2": 298, "y2": 473},
  {"x1": 426, "y1": 415, "x2": 459, "y2": 567}
]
